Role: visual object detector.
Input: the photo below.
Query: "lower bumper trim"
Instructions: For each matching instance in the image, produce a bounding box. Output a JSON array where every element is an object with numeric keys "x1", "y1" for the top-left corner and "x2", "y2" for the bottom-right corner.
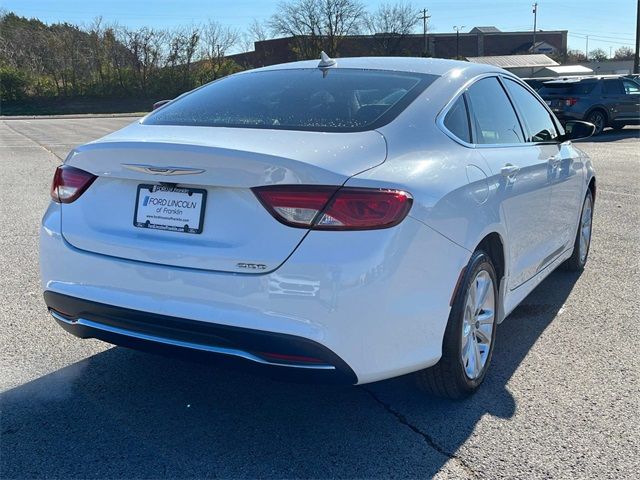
[
  {"x1": 50, "y1": 310, "x2": 335, "y2": 370},
  {"x1": 44, "y1": 291, "x2": 357, "y2": 384}
]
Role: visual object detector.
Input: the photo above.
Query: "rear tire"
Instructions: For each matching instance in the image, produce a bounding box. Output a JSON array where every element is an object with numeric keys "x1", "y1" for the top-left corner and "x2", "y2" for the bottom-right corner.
[
  {"x1": 586, "y1": 110, "x2": 606, "y2": 135},
  {"x1": 563, "y1": 190, "x2": 594, "y2": 272},
  {"x1": 416, "y1": 250, "x2": 498, "y2": 399}
]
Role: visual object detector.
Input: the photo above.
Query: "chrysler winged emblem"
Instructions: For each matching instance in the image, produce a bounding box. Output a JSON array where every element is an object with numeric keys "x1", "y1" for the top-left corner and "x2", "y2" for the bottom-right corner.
[{"x1": 122, "y1": 164, "x2": 205, "y2": 175}]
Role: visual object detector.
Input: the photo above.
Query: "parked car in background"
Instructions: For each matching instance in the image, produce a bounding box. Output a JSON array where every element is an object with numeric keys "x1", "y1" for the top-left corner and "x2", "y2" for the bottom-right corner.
[
  {"x1": 523, "y1": 76, "x2": 598, "y2": 92},
  {"x1": 41, "y1": 56, "x2": 597, "y2": 399},
  {"x1": 523, "y1": 76, "x2": 582, "y2": 92},
  {"x1": 536, "y1": 75, "x2": 640, "y2": 135}
]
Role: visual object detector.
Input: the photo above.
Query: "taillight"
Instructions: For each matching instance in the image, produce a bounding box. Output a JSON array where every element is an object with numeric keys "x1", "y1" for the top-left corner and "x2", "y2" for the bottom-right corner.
[
  {"x1": 252, "y1": 185, "x2": 413, "y2": 230},
  {"x1": 50, "y1": 165, "x2": 97, "y2": 203},
  {"x1": 565, "y1": 97, "x2": 578, "y2": 107}
]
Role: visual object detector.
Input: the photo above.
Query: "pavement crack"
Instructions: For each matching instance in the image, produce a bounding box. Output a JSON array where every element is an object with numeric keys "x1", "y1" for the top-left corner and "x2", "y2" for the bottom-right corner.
[
  {"x1": 362, "y1": 386, "x2": 479, "y2": 479},
  {"x1": 1, "y1": 120, "x2": 63, "y2": 162}
]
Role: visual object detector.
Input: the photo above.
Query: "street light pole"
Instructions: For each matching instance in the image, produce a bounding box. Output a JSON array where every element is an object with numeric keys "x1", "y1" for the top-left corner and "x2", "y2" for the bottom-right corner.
[
  {"x1": 532, "y1": 2, "x2": 538, "y2": 49},
  {"x1": 454, "y1": 26, "x2": 465, "y2": 59}
]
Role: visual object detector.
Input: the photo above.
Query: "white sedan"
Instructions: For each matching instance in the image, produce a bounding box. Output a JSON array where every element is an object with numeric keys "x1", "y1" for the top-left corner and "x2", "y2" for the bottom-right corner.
[{"x1": 40, "y1": 56, "x2": 596, "y2": 398}]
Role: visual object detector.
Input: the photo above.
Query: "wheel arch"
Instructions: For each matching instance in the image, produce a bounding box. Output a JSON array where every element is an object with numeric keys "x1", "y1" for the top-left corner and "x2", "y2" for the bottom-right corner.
[
  {"x1": 477, "y1": 232, "x2": 508, "y2": 324},
  {"x1": 477, "y1": 232, "x2": 505, "y2": 284},
  {"x1": 450, "y1": 231, "x2": 507, "y2": 312}
]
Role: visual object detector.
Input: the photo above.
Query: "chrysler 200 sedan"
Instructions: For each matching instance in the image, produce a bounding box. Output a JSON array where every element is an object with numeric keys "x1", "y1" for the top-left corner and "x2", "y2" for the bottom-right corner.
[{"x1": 40, "y1": 56, "x2": 596, "y2": 399}]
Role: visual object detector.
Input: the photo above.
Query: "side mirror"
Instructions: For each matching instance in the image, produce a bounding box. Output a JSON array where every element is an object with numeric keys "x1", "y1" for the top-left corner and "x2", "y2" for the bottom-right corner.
[
  {"x1": 152, "y1": 99, "x2": 172, "y2": 110},
  {"x1": 561, "y1": 120, "x2": 595, "y2": 141}
]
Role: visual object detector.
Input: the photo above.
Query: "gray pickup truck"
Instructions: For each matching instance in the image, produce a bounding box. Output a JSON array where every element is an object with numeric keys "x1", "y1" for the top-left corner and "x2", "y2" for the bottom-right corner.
[{"x1": 533, "y1": 76, "x2": 640, "y2": 135}]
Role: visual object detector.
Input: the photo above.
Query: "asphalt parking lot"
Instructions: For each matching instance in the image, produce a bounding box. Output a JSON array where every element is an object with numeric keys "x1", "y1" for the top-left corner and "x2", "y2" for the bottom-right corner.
[{"x1": 1, "y1": 117, "x2": 638, "y2": 479}]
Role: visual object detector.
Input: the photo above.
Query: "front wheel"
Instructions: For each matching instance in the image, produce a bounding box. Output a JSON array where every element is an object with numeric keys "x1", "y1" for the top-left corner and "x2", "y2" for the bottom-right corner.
[
  {"x1": 416, "y1": 250, "x2": 498, "y2": 399},
  {"x1": 563, "y1": 190, "x2": 594, "y2": 271}
]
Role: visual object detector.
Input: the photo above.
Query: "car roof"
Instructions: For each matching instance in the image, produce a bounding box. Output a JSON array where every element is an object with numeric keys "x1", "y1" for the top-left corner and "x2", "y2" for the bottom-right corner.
[
  {"x1": 542, "y1": 74, "x2": 628, "y2": 84},
  {"x1": 243, "y1": 56, "x2": 509, "y2": 78}
]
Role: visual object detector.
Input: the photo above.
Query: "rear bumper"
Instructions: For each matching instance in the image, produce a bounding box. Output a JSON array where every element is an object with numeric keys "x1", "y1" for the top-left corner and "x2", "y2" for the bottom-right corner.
[
  {"x1": 552, "y1": 111, "x2": 585, "y2": 122},
  {"x1": 45, "y1": 291, "x2": 356, "y2": 384},
  {"x1": 40, "y1": 201, "x2": 471, "y2": 384}
]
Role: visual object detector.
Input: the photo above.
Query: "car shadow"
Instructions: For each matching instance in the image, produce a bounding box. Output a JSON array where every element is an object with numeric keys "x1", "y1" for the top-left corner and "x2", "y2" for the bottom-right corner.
[
  {"x1": 575, "y1": 126, "x2": 640, "y2": 143},
  {"x1": 1, "y1": 269, "x2": 580, "y2": 478}
]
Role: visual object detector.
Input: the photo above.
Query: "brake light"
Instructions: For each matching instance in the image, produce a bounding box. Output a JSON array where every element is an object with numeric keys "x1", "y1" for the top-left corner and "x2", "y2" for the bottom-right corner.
[
  {"x1": 50, "y1": 165, "x2": 97, "y2": 203},
  {"x1": 252, "y1": 185, "x2": 413, "y2": 230},
  {"x1": 565, "y1": 97, "x2": 578, "y2": 106}
]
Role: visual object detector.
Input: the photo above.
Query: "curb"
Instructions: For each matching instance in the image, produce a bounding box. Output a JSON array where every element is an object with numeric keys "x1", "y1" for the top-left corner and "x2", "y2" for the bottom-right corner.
[{"x1": 1, "y1": 113, "x2": 146, "y2": 120}]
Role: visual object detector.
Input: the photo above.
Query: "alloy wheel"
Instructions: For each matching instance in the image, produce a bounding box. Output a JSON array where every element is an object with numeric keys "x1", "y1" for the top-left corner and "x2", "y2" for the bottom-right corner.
[
  {"x1": 460, "y1": 270, "x2": 495, "y2": 380},
  {"x1": 579, "y1": 194, "x2": 593, "y2": 263},
  {"x1": 588, "y1": 112, "x2": 605, "y2": 135}
]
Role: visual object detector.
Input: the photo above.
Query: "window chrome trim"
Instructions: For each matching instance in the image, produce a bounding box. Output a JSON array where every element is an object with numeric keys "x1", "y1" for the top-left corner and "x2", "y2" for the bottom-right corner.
[
  {"x1": 499, "y1": 75, "x2": 562, "y2": 142},
  {"x1": 49, "y1": 310, "x2": 336, "y2": 371},
  {"x1": 436, "y1": 71, "x2": 564, "y2": 149}
]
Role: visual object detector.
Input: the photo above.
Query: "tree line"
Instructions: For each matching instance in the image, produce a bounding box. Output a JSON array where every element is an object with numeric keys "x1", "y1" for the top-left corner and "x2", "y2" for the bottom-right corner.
[
  {"x1": 0, "y1": 13, "x2": 242, "y2": 101},
  {"x1": 1, "y1": 0, "x2": 636, "y2": 103}
]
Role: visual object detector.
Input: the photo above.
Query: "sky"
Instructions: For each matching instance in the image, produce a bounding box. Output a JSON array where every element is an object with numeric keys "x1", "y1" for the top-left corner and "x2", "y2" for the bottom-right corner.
[{"x1": 1, "y1": 0, "x2": 636, "y2": 56}]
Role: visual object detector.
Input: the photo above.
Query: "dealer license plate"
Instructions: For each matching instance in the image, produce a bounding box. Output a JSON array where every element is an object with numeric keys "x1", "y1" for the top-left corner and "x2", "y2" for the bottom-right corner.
[{"x1": 134, "y1": 184, "x2": 206, "y2": 234}]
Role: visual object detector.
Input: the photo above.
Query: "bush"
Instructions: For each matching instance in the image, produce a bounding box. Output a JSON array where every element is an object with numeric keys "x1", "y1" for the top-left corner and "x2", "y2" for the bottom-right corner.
[{"x1": 0, "y1": 66, "x2": 29, "y2": 101}]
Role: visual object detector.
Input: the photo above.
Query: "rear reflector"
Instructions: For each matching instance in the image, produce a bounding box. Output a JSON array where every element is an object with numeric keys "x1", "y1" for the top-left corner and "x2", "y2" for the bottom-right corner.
[
  {"x1": 258, "y1": 351, "x2": 327, "y2": 364},
  {"x1": 50, "y1": 165, "x2": 97, "y2": 204},
  {"x1": 565, "y1": 97, "x2": 578, "y2": 106},
  {"x1": 253, "y1": 185, "x2": 413, "y2": 230}
]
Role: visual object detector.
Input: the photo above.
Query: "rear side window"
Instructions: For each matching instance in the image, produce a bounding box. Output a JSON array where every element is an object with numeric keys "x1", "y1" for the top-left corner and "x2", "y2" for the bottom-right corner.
[
  {"x1": 623, "y1": 79, "x2": 640, "y2": 94},
  {"x1": 603, "y1": 79, "x2": 624, "y2": 94},
  {"x1": 143, "y1": 69, "x2": 438, "y2": 133},
  {"x1": 443, "y1": 96, "x2": 471, "y2": 143},
  {"x1": 504, "y1": 79, "x2": 558, "y2": 142},
  {"x1": 538, "y1": 81, "x2": 598, "y2": 96},
  {"x1": 466, "y1": 77, "x2": 524, "y2": 144}
]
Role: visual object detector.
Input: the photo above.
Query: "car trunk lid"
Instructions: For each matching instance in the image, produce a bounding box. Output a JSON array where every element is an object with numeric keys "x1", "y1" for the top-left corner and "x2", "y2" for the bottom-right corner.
[{"x1": 60, "y1": 124, "x2": 387, "y2": 273}]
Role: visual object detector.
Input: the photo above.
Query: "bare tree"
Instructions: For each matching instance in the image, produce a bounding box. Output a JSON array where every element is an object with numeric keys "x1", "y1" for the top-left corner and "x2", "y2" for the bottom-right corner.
[
  {"x1": 105, "y1": 25, "x2": 130, "y2": 94},
  {"x1": 239, "y1": 19, "x2": 271, "y2": 67},
  {"x1": 588, "y1": 48, "x2": 608, "y2": 62},
  {"x1": 122, "y1": 26, "x2": 166, "y2": 94},
  {"x1": 87, "y1": 17, "x2": 109, "y2": 93},
  {"x1": 613, "y1": 46, "x2": 635, "y2": 60},
  {"x1": 239, "y1": 19, "x2": 264, "y2": 52},
  {"x1": 248, "y1": 18, "x2": 269, "y2": 46},
  {"x1": 269, "y1": 0, "x2": 365, "y2": 59},
  {"x1": 565, "y1": 49, "x2": 587, "y2": 63},
  {"x1": 364, "y1": 1, "x2": 418, "y2": 55},
  {"x1": 201, "y1": 20, "x2": 239, "y2": 80},
  {"x1": 166, "y1": 25, "x2": 200, "y2": 90}
]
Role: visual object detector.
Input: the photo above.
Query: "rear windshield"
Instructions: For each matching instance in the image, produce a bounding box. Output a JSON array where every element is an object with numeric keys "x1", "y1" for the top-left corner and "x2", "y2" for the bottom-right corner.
[
  {"x1": 538, "y1": 80, "x2": 598, "y2": 96},
  {"x1": 143, "y1": 68, "x2": 438, "y2": 132}
]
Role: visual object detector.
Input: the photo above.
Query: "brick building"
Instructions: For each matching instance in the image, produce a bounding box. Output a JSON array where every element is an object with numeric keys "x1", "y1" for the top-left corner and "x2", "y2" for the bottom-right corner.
[{"x1": 229, "y1": 26, "x2": 568, "y2": 68}]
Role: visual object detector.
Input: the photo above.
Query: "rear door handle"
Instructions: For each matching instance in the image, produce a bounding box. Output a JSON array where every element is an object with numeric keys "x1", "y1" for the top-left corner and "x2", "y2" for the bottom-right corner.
[{"x1": 501, "y1": 164, "x2": 520, "y2": 177}]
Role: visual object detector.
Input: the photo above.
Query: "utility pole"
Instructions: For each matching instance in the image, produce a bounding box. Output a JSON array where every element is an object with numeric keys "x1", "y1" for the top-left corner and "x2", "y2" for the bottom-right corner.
[
  {"x1": 419, "y1": 8, "x2": 431, "y2": 57},
  {"x1": 585, "y1": 35, "x2": 589, "y2": 61},
  {"x1": 532, "y1": 2, "x2": 538, "y2": 49},
  {"x1": 454, "y1": 26, "x2": 465, "y2": 59},
  {"x1": 634, "y1": 0, "x2": 639, "y2": 73}
]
